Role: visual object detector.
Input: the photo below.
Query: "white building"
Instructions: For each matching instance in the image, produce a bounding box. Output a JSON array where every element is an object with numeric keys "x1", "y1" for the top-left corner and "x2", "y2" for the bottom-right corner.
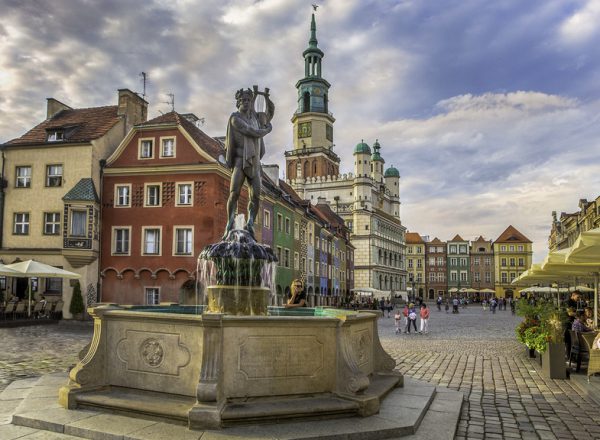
[{"x1": 285, "y1": 14, "x2": 407, "y2": 297}]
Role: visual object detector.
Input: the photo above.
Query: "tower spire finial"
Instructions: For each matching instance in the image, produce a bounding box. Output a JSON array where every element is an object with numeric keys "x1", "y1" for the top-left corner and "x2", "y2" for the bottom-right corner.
[{"x1": 309, "y1": 13, "x2": 318, "y2": 47}]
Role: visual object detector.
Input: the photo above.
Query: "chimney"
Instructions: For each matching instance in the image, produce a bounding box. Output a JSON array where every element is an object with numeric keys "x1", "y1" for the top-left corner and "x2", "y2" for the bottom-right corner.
[
  {"x1": 263, "y1": 164, "x2": 279, "y2": 187},
  {"x1": 117, "y1": 89, "x2": 148, "y2": 132},
  {"x1": 317, "y1": 196, "x2": 328, "y2": 205},
  {"x1": 46, "y1": 98, "x2": 72, "y2": 119}
]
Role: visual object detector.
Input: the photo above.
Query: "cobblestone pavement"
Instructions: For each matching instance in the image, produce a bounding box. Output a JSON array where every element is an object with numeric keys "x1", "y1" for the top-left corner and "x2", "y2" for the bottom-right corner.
[
  {"x1": 0, "y1": 322, "x2": 92, "y2": 392},
  {"x1": 2, "y1": 310, "x2": 600, "y2": 439},
  {"x1": 379, "y1": 305, "x2": 600, "y2": 439}
]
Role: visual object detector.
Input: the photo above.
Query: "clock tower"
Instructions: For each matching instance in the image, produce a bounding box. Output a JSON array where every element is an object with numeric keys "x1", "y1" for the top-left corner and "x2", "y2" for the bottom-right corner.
[{"x1": 286, "y1": 13, "x2": 339, "y2": 180}]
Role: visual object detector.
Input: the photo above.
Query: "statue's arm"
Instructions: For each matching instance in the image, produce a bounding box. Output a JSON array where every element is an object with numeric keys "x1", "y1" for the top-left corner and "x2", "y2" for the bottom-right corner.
[{"x1": 231, "y1": 114, "x2": 270, "y2": 138}]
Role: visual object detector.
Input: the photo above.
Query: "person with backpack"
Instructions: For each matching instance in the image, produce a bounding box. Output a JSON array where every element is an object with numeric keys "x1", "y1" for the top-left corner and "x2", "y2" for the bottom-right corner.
[{"x1": 419, "y1": 303, "x2": 430, "y2": 334}]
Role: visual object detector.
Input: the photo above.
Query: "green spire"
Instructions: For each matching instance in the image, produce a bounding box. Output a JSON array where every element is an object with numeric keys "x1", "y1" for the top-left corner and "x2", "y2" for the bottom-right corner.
[{"x1": 309, "y1": 13, "x2": 318, "y2": 48}]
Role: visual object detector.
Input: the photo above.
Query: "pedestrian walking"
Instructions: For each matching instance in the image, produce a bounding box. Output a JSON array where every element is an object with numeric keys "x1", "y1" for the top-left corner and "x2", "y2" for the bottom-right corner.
[
  {"x1": 482, "y1": 299, "x2": 487, "y2": 311},
  {"x1": 452, "y1": 297, "x2": 459, "y2": 314},
  {"x1": 419, "y1": 304, "x2": 430, "y2": 334},
  {"x1": 406, "y1": 303, "x2": 418, "y2": 333},
  {"x1": 394, "y1": 309, "x2": 402, "y2": 334},
  {"x1": 491, "y1": 298, "x2": 497, "y2": 314},
  {"x1": 402, "y1": 304, "x2": 409, "y2": 331},
  {"x1": 436, "y1": 295, "x2": 442, "y2": 311},
  {"x1": 384, "y1": 299, "x2": 391, "y2": 318},
  {"x1": 379, "y1": 297, "x2": 385, "y2": 317},
  {"x1": 445, "y1": 299, "x2": 450, "y2": 313}
]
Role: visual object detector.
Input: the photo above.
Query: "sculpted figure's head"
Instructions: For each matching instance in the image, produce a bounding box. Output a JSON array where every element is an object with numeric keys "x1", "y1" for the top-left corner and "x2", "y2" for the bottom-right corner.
[{"x1": 235, "y1": 88, "x2": 254, "y2": 113}]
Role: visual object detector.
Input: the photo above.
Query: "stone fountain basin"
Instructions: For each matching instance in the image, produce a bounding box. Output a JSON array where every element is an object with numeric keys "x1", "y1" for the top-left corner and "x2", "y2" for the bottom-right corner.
[{"x1": 59, "y1": 305, "x2": 402, "y2": 430}]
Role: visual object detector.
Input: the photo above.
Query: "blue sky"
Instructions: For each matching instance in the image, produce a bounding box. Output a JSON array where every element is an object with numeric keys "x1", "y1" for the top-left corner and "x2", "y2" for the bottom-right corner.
[{"x1": 1, "y1": 0, "x2": 599, "y2": 261}]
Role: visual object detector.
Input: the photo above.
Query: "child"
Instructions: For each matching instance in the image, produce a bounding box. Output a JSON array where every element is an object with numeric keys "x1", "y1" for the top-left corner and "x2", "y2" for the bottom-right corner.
[{"x1": 394, "y1": 309, "x2": 402, "y2": 334}]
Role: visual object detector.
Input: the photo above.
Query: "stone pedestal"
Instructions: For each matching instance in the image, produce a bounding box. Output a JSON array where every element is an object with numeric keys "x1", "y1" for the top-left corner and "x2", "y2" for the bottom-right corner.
[{"x1": 206, "y1": 285, "x2": 270, "y2": 315}]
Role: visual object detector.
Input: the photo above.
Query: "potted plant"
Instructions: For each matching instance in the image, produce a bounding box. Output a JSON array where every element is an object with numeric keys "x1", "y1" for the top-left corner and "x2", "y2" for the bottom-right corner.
[
  {"x1": 540, "y1": 311, "x2": 566, "y2": 379},
  {"x1": 69, "y1": 281, "x2": 85, "y2": 320}
]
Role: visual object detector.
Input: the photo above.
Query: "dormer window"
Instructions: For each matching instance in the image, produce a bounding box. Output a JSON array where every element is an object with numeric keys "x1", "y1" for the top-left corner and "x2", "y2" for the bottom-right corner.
[
  {"x1": 47, "y1": 130, "x2": 65, "y2": 142},
  {"x1": 139, "y1": 138, "x2": 154, "y2": 159}
]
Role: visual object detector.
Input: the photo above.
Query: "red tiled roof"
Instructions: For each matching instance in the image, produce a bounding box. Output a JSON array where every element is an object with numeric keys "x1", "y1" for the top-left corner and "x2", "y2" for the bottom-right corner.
[
  {"x1": 314, "y1": 203, "x2": 345, "y2": 229},
  {"x1": 5, "y1": 106, "x2": 121, "y2": 146},
  {"x1": 405, "y1": 232, "x2": 425, "y2": 244},
  {"x1": 449, "y1": 234, "x2": 465, "y2": 242},
  {"x1": 494, "y1": 225, "x2": 532, "y2": 243},
  {"x1": 138, "y1": 112, "x2": 224, "y2": 160},
  {"x1": 279, "y1": 179, "x2": 304, "y2": 204}
]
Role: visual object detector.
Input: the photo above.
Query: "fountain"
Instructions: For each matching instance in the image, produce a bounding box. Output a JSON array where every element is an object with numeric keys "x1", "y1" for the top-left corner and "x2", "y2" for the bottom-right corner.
[{"x1": 58, "y1": 86, "x2": 403, "y2": 430}]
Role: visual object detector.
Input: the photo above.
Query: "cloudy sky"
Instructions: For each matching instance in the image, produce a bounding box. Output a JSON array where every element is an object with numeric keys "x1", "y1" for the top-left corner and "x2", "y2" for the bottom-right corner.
[{"x1": 1, "y1": 0, "x2": 599, "y2": 262}]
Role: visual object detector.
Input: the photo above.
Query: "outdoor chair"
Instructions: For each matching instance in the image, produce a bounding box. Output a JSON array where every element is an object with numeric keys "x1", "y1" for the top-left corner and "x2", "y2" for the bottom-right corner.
[
  {"x1": 580, "y1": 332, "x2": 600, "y2": 381},
  {"x1": 51, "y1": 300, "x2": 64, "y2": 319},
  {"x1": 14, "y1": 302, "x2": 26, "y2": 319},
  {"x1": 569, "y1": 330, "x2": 582, "y2": 371},
  {"x1": 3, "y1": 302, "x2": 16, "y2": 320},
  {"x1": 32, "y1": 301, "x2": 44, "y2": 318}
]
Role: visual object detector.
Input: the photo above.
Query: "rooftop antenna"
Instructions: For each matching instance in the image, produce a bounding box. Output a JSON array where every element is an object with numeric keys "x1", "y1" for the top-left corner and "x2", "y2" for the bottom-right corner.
[
  {"x1": 165, "y1": 93, "x2": 175, "y2": 112},
  {"x1": 139, "y1": 72, "x2": 148, "y2": 101}
]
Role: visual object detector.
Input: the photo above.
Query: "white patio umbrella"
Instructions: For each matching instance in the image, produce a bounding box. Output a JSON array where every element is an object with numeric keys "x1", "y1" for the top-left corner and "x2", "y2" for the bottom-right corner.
[{"x1": 3, "y1": 260, "x2": 80, "y2": 317}]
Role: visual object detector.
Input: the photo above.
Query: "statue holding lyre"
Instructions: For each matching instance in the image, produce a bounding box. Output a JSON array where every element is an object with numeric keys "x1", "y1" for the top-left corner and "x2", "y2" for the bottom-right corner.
[{"x1": 223, "y1": 86, "x2": 275, "y2": 239}]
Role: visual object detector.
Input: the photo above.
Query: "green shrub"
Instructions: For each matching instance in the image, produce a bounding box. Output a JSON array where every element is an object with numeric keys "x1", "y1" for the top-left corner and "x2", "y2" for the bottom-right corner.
[{"x1": 69, "y1": 281, "x2": 85, "y2": 315}]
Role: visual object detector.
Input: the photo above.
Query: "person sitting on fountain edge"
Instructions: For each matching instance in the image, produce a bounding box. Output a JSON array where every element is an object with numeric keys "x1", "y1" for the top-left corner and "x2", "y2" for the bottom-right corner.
[{"x1": 285, "y1": 279, "x2": 307, "y2": 308}]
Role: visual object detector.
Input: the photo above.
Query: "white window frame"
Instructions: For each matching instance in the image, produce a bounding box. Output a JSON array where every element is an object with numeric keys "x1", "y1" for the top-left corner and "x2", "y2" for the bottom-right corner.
[
  {"x1": 142, "y1": 226, "x2": 162, "y2": 256},
  {"x1": 263, "y1": 209, "x2": 271, "y2": 229},
  {"x1": 277, "y1": 214, "x2": 283, "y2": 231},
  {"x1": 159, "y1": 136, "x2": 176, "y2": 158},
  {"x1": 144, "y1": 183, "x2": 162, "y2": 207},
  {"x1": 450, "y1": 271, "x2": 457, "y2": 281},
  {"x1": 309, "y1": 258, "x2": 314, "y2": 274},
  {"x1": 43, "y1": 212, "x2": 61, "y2": 235},
  {"x1": 285, "y1": 217, "x2": 290, "y2": 234},
  {"x1": 69, "y1": 209, "x2": 87, "y2": 237},
  {"x1": 13, "y1": 212, "x2": 30, "y2": 235},
  {"x1": 294, "y1": 252, "x2": 299, "y2": 270},
  {"x1": 145, "y1": 287, "x2": 160, "y2": 305},
  {"x1": 112, "y1": 226, "x2": 132, "y2": 256},
  {"x1": 45, "y1": 164, "x2": 63, "y2": 187},
  {"x1": 294, "y1": 222, "x2": 299, "y2": 240},
  {"x1": 114, "y1": 184, "x2": 132, "y2": 208},
  {"x1": 15, "y1": 166, "x2": 32, "y2": 188},
  {"x1": 175, "y1": 182, "x2": 193, "y2": 206},
  {"x1": 173, "y1": 226, "x2": 194, "y2": 256},
  {"x1": 138, "y1": 138, "x2": 154, "y2": 159}
]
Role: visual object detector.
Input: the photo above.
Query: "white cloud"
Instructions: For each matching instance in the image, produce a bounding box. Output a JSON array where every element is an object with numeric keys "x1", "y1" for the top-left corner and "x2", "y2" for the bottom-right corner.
[{"x1": 559, "y1": 0, "x2": 600, "y2": 44}]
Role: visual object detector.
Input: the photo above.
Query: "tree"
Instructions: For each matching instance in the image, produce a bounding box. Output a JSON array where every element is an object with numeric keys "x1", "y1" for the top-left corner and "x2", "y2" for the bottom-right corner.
[{"x1": 69, "y1": 280, "x2": 85, "y2": 317}]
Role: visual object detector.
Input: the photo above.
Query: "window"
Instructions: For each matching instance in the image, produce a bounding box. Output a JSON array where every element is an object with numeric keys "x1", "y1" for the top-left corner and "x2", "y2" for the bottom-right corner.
[
  {"x1": 485, "y1": 272, "x2": 491, "y2": 283},
  {"x1": 509, "y1": 245, "x2": 515, "y2": 251},
  {"x1": 47, "y1": 130, "x2": 64, "y2": 142},
  {"x1": 407, "y1": 247, "x2": 413, "y2": 254},
  {"x1": 284, "y1": 249, "x2": 290, "y2": 268},
  {"x1": 416, "y1": 246, "x2": 422, "y2": 254},
  {"x1": 309, "y1": 258, "x2": 313, "y2": 274},
  {"x1": 160, "y1": 137, "x2": 175, "y2": 157},
  {"x1": 460, "y1": 258, "x2": 467, "y2": 266},
  {"x1": 459, "y1": 245, "x2": 466, "y2": 254},
  {"x1": 294, "y1": 222, "x2": 299, "y2": 240},
  {"x1": 15, "y1": 166, "x2": 31, "y2": 188},
  {"x1": 460, "y1": 272, "x2": 467, "y2": 281},
  {"x1": 474, "y1": 272, "x2": 480, "y2": 282},
  {"x1": 501, "y1": 272, "x2": 508, "y2": 283},
  {"x1": 115, "y1": 185, "x2": 131, "y2": 207},
  {"x1": 264, "y1": 210, "x2": 271, "y2": 228},
  {"x1": 174, "y1": 227, "x2": 193, "y2": 255},
  {"x1": 437, "y1": 257, "x2": 444, "y2": 267},
  {"x1": 509, "y1": 258, "x2": 515, "y2": 266},
  {"x1": 450, "y1": 257, "x2": 457, "y2": 266},
  {"x1": 429, "y1": 246, "x2": 435, "y2": 253},
  {"x1": 139, "y1": 139, "x2": 154, "y2": 158},
  {"x1": 285, "y1": 218, "x2": 290, "y2": 234},
  {"x1": 143, "y1": 228, "x2": 161, "y2": 255},
  {"x1": 485, "y1": 257, "x2": 491, "y2": 266},
  {"x1": 46, "y1": 164, "x2": 63, "y2": 187},
  {"x1": 276, "y1": 246, "x2": 282, "y2": 263},
  {"x1": 145, "y1": 287, "x2": 160, "y2": 305},
  {"x1": 510, "y1": 272, "x2": 516, "y2": 282},
  {"x1": 501, "y1": 258, "x2": 507, "y2": 266},
  {"x1": 13, "y1": 213, "x2": 29, "y2": 235},
  {"x1": 46, "y1": 277, "x2": 62, "y2": 293},
  {"x1": 408, "y1": 259, "x2": 413, "y2": 268},
  {"x1": 301, "y1": 257, "x2": 306, "y2": 272},
  {"x1": 277, "y1": 214, "x2": 283, "y2": 231},
  {"x1": 44, "y1": 212, "x2": 60, "y2": 235},
  {"x1": 177, "y1": 183, "x2": 193, "y2": 206},
  {"x1": 316, "y1": 262, "x2": 319, "y2": 277},
  {"x1": 429, "y1": 257, "x2": 435, "y2": 266},
  {"x1": 113, "y1": 227, "x2": 130, "y2": 255},
  {"x1": 145, "y1": 184, "x2": 161, "y2": 207},
  {"x1": 417, "y1": 259, "x2": 422, "y2": 268},
  {"x1": 501, "y1": 245, "x2": 506, "y2": 251},
  {"x1": 450, "y1": 271, "x2": 457, "y2": 281},
  {"x1": 518, "y1": 258, "x2": 524, "y2": 266},
  {"x1": 449, "y1": 245, "x2": 457, "y2": 254},
  {"x1": 429, "y1": 272, "x2": 435, "y2": 282},
  {"x1": 518, "y1": 245, "x2": 524, "y2": 251},
  {"x1": 474, "y1": 257, "x2": 480, "y2": 266},
  {"x1": 70, "y1": 210, "x2": 87, "y2": 237},
  {"x1": 294, "y1": 252, "x2": 299, "y2": 270}
]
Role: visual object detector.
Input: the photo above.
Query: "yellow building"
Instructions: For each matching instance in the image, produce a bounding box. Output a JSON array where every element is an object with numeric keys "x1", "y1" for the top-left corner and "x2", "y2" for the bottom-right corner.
[
  {"x1": 493, "y1": 225, "x2": 533, "y2": 298},
  {"x1": 0, "y1": 90, "x2": 146, "y2": 317},
  {"x1": 405, "y1": 232, "x2": 426, "y2": 298}
]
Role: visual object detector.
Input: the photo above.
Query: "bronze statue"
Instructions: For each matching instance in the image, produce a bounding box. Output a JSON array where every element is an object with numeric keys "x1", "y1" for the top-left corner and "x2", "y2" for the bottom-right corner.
[{"x1": 223, "y1": 86, "x2": 274, "y2": 239}]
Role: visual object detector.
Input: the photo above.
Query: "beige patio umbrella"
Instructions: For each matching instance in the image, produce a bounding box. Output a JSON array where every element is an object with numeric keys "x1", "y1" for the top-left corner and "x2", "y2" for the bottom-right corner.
[
  {"x1": 4, "y1": 260, "x2": 81, "y2": 317},
  {"x1": 566, "y1": 228, "x2": 600, "y2": 329}
]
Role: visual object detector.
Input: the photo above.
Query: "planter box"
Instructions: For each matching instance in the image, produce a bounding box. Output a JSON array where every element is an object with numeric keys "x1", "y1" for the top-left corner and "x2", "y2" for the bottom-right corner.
[{"x1": 541, "y1": 343, "x2": 567, "y2": 379}]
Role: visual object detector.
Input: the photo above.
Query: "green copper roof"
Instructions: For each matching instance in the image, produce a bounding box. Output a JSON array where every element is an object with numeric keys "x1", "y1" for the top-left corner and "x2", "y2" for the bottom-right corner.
[
  {"x1": 354, "y1": 140, "x2": 371, "y2": 155},
  {"x1": 62, "y1": 178, "x2": 99, "y2": 202},
  {"x1": 371, "y1": 138, "x2": 384, "y2": 162},
  {"x1": 384, "y1": 166, "x2": 400, "y2": 178},
  {"x1": 309, "y1": 13, "x2": 318, "y2": 48}
]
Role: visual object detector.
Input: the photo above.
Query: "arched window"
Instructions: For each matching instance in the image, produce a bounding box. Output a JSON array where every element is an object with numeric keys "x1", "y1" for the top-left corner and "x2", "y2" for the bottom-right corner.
[
  {"x1": 304, "y1": 161, "x2": 309, "y2": 177},
  {"x1": 303, "y1": 91, "x2": 310, "y2": 113},
  {"x1": 288, "y1": 162, "x2": 294, "y2": 178},
  {"x1": 379, "y1": 275, "x2": 383, "y2": 289},
  {"x1": 312, "y1": 160, "x2": 317, "y2": 174},
  {"x1": 378, "y1": 249, "x2": 382, "y2": 263}
]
